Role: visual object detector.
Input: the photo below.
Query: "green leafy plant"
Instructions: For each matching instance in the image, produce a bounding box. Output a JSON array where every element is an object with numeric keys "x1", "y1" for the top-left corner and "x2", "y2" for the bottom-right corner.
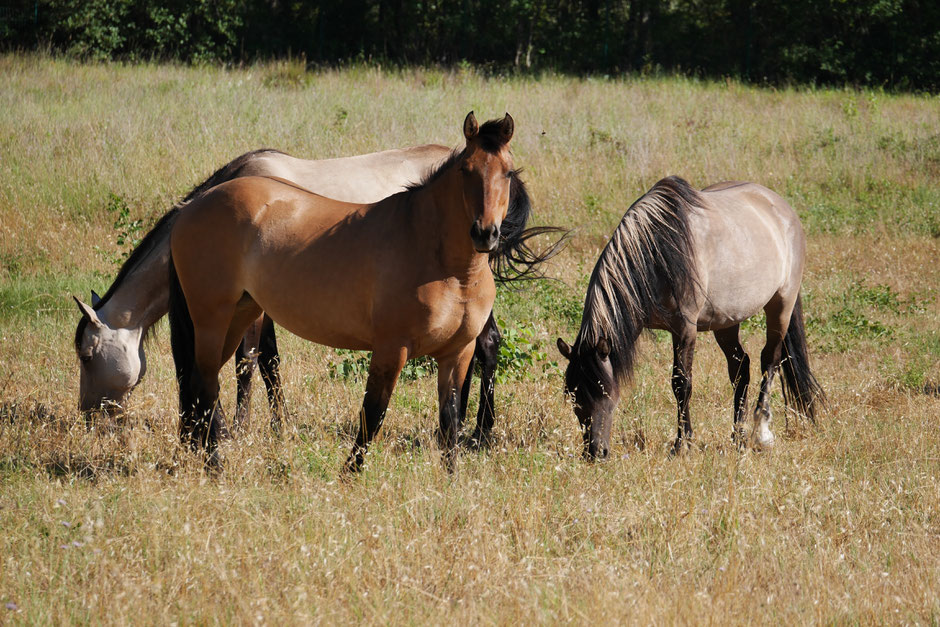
[
  {"x1": 495, "y1": 319, "x2": 557, "y2": 383},
  {"x1": 327, "y1": 350, "x2": 436, "y2": 382},
  {"x1": 326, "y1": 320, "x2": 558, "y2": 385},
  {"x1": 94, "y1": 192, "x2": 144, "y2": 267}
]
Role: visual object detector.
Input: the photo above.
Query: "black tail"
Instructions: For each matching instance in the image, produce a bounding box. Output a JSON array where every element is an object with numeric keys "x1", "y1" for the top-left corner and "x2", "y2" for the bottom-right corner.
[
  {"x1": 168, "y1": 255, "x2": 196, "y2": 427},
  {"x1": 781, "y1": 293, "x2": 826, "y2": 423}
]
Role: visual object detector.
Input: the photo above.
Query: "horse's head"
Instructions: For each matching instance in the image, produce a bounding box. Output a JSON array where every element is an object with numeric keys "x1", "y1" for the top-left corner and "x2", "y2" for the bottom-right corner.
[
  {"x1": 557, "y1": 336, "x2": 621, "y2": 460},
  {"x1": 459, "y1": 111, "x2": 515, "y2": 253},
  {"x1": 73, "y1": 295, "x2": 146, "y2": 416}
]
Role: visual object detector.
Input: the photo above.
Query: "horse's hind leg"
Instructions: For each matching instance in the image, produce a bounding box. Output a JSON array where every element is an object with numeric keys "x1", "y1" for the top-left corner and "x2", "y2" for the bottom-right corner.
[
  {"x1": 714, "y1": 325, "x2": 751, "y2": 448},
  {"x1": 669, "y1": 324, "x2": 697, "y2": 456},
  {"x1": 256, "y1": 314, "x2": 287, "y2": 434},
  {"x1": 233, "y1": 317, "x2": 264, "y2": 433},
  {"x1": 192, "y1": 299, "x2": 261, "y2": 465},
  {"x1": 751, "y1": 297, "x2": 794, "y2": 450},
  {"x1": 469, "y1": 311, "x2": 500, "y2": 448},
  {"x1": 187, "y1": 324, "x2": 230, "y2": 467},
  {"x1": 344, "y1": 346, "x2": 407, "y2": 473}
]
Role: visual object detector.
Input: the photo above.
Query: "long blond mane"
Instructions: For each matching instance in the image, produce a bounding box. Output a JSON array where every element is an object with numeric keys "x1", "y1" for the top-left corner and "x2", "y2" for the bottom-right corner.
[{"x1": 577, "y1": 176, "x2": 703, "y2": 382}]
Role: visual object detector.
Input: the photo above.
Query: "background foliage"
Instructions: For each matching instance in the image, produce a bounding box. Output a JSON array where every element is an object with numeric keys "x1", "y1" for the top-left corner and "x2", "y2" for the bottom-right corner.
[{"x1": 1, "y1": 0, "x2": 939, "y2": 90}]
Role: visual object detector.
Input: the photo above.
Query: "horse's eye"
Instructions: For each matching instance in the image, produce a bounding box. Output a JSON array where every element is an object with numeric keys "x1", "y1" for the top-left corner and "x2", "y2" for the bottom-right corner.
[
  {"x1": 506, "y1": 170, "x2": 515, "y2": 179},
  {"x1": 79, "y1": 353, "x2": 93, "y2": 365}
]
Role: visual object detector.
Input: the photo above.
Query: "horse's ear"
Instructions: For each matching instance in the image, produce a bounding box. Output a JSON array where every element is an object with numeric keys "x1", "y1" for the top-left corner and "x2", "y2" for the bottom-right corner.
[
  {"x1": 500, "y1": 112, "x2": 514, "y2": 143},
  {"x1": 596, "y1": 338, "x2": 611, "y2": 360},
  {"x1": 556, "y1": 338, "x2": 572, "y2": 360},
  {"x1": 91, "y1": 290, "x2": 101, "y2": 306},
  {"x1": 463, "y1": 111, "x2": 479, "y2": 141},
  {"x1": 73, "y1": 296, "x2": 102, "y2": 327}
]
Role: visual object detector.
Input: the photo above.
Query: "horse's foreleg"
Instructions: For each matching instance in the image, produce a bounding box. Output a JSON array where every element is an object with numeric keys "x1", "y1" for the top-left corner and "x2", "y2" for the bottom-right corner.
[
  {"x1": 233, "y1": 318, "x2": 264, "y2": 433},
  {"x1": 437, "y1": 343, "x2": 476, "y2": 472},
  {"x1": 458, "y1": 352, "x2": 476, "y2": 431},
  {"x1": 256, "y1": 314, "x2": 287, "y2": 434},
  {"x1": 669, "y1": 325, "x2": 696, "y2": 456},
  {"x1": 714, "y1": 325, "x2": 751, "y2": 449},
  {"x1": 469, "y1": 312, "x2": 500, "y2": 448},
  {"x1": 344, "y1": 347, "x2": 407, "y2": 473}
]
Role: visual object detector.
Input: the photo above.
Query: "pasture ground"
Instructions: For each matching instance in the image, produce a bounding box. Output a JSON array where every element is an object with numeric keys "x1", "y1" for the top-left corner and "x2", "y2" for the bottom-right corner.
[{"x1": 1, "y1": 55, "x2": 938, "y2": 623}]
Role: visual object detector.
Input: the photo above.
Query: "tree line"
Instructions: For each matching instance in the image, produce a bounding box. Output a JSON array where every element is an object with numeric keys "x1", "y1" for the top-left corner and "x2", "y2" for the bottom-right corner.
[{"x1": 2, "y1": 0, "x2": 938, "y2": 90}]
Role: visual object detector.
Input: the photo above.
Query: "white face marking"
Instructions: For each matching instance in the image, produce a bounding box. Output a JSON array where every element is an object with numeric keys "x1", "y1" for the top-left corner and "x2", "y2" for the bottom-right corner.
[{"x1": 78, "y1": 321, "x2": 145, "y2": 412}]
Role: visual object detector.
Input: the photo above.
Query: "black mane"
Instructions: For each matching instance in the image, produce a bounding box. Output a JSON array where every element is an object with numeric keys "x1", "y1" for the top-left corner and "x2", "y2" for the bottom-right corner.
[
  {"x1": 181, "y1": 148, "x2": 285, "y2": 202},
  {"x1": 576, "y1": 175, "x2": 703, "y2": 387},
  {"x1": 75, "y1": 149, "x2": 286, "y2": 351},
  {"x1": 405, "y1": 140, "x2": 566, "y2": 285},
  {"x1": 74, "y1": 207, "x2": 181, "y2": 351}
]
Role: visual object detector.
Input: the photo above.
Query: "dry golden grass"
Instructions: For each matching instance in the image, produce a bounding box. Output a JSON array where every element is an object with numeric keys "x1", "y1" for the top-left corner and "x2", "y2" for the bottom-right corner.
[{"x1": 1, "y1": 55, "x2": 938, "y2": 623}]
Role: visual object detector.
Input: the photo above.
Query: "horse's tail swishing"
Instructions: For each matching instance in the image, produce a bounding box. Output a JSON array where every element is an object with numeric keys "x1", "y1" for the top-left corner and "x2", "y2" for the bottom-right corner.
[
  {"x1": 780, "y1": 293, "x2": 826, "y2": 424},
  {"x1": 168, "y1": 254, "x2": 227, "y2": 465}
]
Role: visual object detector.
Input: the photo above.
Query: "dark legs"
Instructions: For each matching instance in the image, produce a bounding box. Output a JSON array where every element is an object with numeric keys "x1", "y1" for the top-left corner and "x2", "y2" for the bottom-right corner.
[
  {"x1": 751, "y1": 329, "x2": 785, "y2": 450},
  {"x1": 179, "y1": 366, "x2": 228, "y2": 468},
  {"x1": 233, "y1": 318, "x2": 263, "y2": 432},
  {"x1": 714, "y1": 325, "x2": 751, "y2": 447},
  {"x1": 236, "y1": 310, "x2": 499, "y2": 447},
  {"x1": 461, "y1": 311, "x2": 500, "y2": 447},
  {"x1": 344, "y1": 348, "x2": 407, "y2": 473},
  {"x1": 256, "y1": 315, "x2": 287, "y2": 432},
  {"x1": 438, "y1": 344, "x2": 476, "y2": 472},
  {"x1": 233, "y1": 314, "x2": 286, "y2": 434},
  {"x1": 748, "y1": 298, "x2": 793, "y2": 450},
  {"x1": 669, "y1": 325, "x2": 697, "y2": 455}
]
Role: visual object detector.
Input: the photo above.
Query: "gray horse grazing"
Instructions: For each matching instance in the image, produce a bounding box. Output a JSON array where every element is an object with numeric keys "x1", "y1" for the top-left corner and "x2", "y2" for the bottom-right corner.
[{"x1": 557, "y1": 176, "x2": 825, "y2": 458}]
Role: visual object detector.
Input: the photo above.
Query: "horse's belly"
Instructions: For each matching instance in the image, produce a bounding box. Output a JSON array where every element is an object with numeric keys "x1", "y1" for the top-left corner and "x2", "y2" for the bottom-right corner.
[
  {"x1": 698, "y1": 263, "x2": 784, "y2": 330},
  {"x1": 258, "y1": 291, "x2": 374, "y2": 350},
  {"x1": 244, "y1": 261, "x2": 375, "y2": 350},
  {"x1": 693, "y1": 201, "x2": 792, "y2": 330}
]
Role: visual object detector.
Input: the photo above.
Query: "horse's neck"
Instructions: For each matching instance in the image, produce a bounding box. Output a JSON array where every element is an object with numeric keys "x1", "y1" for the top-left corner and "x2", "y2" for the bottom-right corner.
[
  {"x1": 415, "y1": 173, "x2": 489, "y2": 279},
  {"x1": 97, "y1": 245, "x2": 171, "y2": 333}
]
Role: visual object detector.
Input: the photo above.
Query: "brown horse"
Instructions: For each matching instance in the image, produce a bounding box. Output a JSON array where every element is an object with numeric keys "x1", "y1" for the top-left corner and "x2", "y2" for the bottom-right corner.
[
  {"x1": 557, "y1": 177, "x2": 825, "y2": 459},
  {"x1": 74, "y1": 144, "x2": 556, "y2": 447},
  {"x1": 169, "y1": 112, "x2": 517, "y2": 470}
]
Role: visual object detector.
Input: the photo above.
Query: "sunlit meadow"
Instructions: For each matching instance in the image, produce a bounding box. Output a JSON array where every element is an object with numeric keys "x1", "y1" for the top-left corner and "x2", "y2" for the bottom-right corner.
[{"x1": 1, "y1": 55, "x2": 938, "y2": 623}]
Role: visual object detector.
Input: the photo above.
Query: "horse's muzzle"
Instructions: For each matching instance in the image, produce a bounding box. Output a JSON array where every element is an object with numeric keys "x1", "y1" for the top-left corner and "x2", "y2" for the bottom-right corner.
[
  {"x1": 583, "y1": 441, "x2": 610, "y2": 461},
  {"x1": 470, "y1": 220, "x2": 500, "y2": 252}
]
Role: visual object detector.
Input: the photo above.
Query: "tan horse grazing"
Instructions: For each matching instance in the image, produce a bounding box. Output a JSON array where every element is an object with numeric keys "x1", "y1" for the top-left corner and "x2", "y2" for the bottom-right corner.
[
  {"x1": 169, "y1": 112, "x2": 516, "y2": 470},
  {"x1": 557, "y1": 177, "x2": 826, "y2": 459}
]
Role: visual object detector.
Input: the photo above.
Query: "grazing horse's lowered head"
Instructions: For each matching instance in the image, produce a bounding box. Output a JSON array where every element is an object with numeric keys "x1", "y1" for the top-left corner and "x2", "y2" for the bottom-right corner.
[
  {"x1": 74, "y1": 294, "x2": 147, "y2": 415},
  {"x1": 557, "y1": 336, "x2": 620, "y2": 460}
]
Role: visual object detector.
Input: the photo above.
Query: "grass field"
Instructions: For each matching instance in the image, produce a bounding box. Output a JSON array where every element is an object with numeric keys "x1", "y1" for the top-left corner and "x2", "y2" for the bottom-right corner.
[{"x1": 1, "y1": 54, "x2": 939, "y2": 623}]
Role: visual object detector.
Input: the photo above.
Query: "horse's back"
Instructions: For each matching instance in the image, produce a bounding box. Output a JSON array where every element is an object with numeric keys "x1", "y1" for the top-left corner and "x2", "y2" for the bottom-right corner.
[
  {"x1": 171, "y1": 175, "x2": 391, "y2": 348},
  {"x1": 692, "y1": 182, "x2": 806, "y2": 328},
  {"x1": 235, "y1": 144, "x2": 451, "y2": 204}
]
